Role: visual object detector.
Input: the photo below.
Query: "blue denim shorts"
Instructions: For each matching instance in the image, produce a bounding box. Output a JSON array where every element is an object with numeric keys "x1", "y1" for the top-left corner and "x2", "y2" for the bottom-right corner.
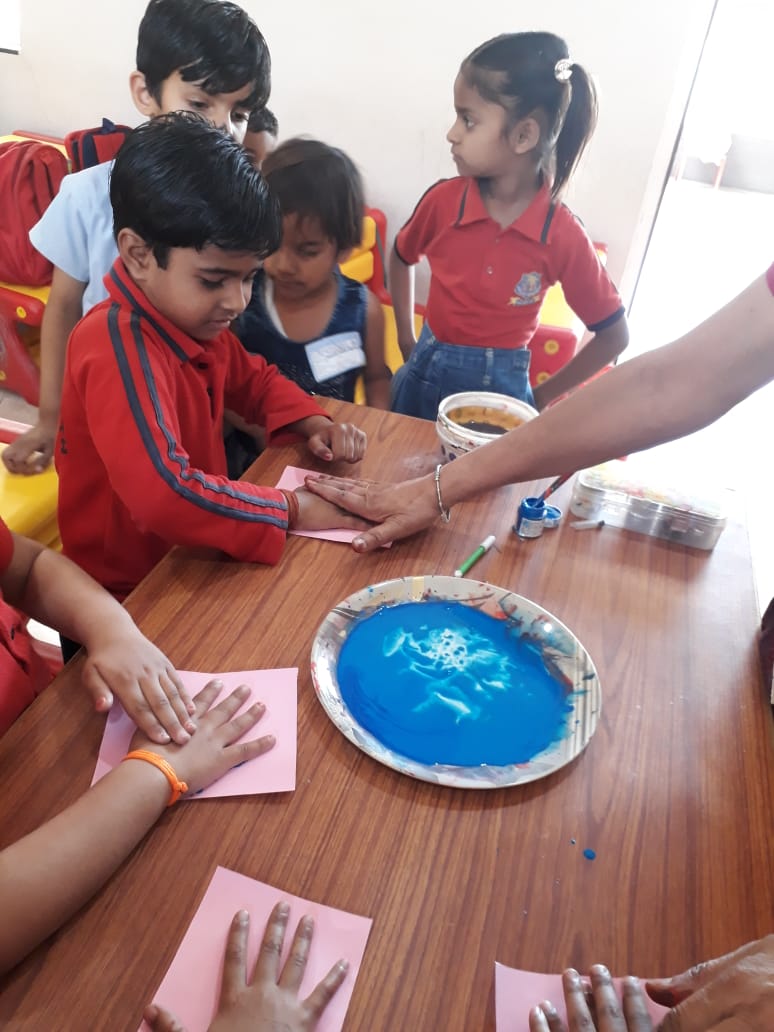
[{"x1": 391, "y1": 323, "x2": 535, "y2": 421}]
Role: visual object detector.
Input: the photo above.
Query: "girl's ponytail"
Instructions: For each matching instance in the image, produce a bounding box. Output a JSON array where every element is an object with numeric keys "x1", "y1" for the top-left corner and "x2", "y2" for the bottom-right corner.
[
  {"x1": 462, "y1": 32, "x2": 599, "y2": 197},
  {"x1": 554, "y1": 63, "x2": 598, "y2": 196}
]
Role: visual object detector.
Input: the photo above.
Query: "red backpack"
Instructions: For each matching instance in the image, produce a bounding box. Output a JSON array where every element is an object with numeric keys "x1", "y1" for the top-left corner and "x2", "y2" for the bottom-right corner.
[
  {"x1": 0, "y1": 140, "x2": 69, "y2": 285},
  {"x1": 64, "y1": 118, "x2": 132, "y2": 172}
]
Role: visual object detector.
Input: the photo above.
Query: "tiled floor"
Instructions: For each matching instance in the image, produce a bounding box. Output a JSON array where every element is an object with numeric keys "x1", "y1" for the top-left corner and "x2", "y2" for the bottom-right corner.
[
  {"x1": 0, "y1": 387, "x2": 37, "y2": 424},
  {"x1": 627, "y1": 178, "x2": 774, "y2": 613}
]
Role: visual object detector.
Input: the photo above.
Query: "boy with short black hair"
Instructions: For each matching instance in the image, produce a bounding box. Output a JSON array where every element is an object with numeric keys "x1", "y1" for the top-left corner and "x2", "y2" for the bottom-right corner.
[
  {"x1": 5, "y1": 0, "x2": 270, "y2": 475},
  {"x1": 56, "y1": 114, "x2": 366, "y2": 609},
  {"x1": 244, "y1": 106, "x2": 279, "y2": 168}
]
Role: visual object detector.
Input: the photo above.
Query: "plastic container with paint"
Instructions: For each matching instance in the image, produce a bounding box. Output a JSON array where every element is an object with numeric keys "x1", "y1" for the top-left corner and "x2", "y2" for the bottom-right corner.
[
  {"x1": 514, "y1": 496, "x2": 545, "y2": 539},
  {"x1": 436, "y1": 391, "x2": 538, "y2": 463},
  {"x1": 569, "y1": 460, "x2": 728, "y2": 551}
]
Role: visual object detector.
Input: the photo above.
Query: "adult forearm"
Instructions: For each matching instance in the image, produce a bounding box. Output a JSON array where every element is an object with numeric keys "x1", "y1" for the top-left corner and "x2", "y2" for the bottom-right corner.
[
  {"x1": 441, "y1": 275, "x2": 774, "y2": 505},
  {"x1": 0, "y1": 761, "x2": 167, "y2": 973}
]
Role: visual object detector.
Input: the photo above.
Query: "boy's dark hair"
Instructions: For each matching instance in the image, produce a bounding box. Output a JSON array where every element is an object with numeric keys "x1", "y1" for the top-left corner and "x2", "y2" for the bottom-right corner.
[
  {"x1": 110, "y1": 112, "x2": 281, "y2": 268},
  {"x1": 463, "y1": 31, "x2": 597, "y2": 197},
  {"x1": 137, "y1": 0, "x2": 271, "y2": 112},
  {"x1": 247, "y1": 106, "x2": 278, "y2": 136},
  {"x1": 261, "y1": 138, "x2": 363, "y2": 252}
]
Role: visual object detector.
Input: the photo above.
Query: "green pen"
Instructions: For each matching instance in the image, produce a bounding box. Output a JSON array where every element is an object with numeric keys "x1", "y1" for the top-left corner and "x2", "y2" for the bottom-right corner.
[{"x1": 454, "y1": 534, "x2": 496, "y2": 578}]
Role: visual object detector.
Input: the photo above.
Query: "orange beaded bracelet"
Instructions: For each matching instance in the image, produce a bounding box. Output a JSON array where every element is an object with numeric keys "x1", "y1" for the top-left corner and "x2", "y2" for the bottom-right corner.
[{"x1": 122, "y1": 750, "x2": 188, "y2": 806}]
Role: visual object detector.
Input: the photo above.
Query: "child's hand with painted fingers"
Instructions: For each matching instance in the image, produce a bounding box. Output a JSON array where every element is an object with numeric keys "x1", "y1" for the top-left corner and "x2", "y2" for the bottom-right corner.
[
  {"x1": 144, "y1": 903, "x2": 348, "y2": 1032},
  {"x1": 81, "y1": 628, "x2": 196, "y2": 747},
  {"x1": 306, "y1": 421, "x2": 367, "y2": 464},
  {"x1": 129, "y1": 679, "x2": 275, "y2": 794},
  {"x1": 646, "y1": 934, "x2": 774, "y2": 1031},
  {"x1": 293, "y1": 487, "x2": 373, "y2": 534},
  {"x1": 529, "y1": 967, "x2": 654, "y2": 1032}
]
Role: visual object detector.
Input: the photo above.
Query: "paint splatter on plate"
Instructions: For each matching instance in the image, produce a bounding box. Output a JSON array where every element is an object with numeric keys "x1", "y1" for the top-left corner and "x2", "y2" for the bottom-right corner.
[{"x1": 311, "y1": 576, "x2": 600, "y2": 789}]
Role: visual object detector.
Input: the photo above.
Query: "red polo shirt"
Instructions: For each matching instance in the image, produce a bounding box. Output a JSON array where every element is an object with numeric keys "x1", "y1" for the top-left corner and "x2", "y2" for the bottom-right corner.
[
  {"x1": 57, "y1": 260, "x2": 329, "y2": 600},
  {"x1": 395, "y1": 177, "x2": 624, "y2": 349},
  {"x1": 0, "y1": 520, "x2": 56, "y2": 734}
]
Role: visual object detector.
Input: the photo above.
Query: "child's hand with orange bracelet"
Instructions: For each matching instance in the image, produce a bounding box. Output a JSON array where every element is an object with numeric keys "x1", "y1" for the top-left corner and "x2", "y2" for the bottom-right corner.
[{"x1": 128, "y1": 678, "x2": 275, "y2": 796}]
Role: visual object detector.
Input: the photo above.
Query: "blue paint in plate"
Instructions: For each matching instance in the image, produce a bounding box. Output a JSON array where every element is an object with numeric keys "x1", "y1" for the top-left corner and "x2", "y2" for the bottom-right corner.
[{"x1": 337, "y1": 600, "x2": 572, "y2": 766}]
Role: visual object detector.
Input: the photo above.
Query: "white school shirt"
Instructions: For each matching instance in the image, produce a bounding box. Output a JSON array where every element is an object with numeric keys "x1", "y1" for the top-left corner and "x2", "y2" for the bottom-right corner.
[{"x1": 29, "y1": 161, "x2": 118, "y2": 316}]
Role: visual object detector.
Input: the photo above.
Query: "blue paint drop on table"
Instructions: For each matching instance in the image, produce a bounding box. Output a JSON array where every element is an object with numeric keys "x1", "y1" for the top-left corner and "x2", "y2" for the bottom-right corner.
[
  {"x1": 337, "y1": 600, "x2": 572, "y2": 766},
  {"x1": 583, "y1": 848, "x2": 596, "y2": 860}
]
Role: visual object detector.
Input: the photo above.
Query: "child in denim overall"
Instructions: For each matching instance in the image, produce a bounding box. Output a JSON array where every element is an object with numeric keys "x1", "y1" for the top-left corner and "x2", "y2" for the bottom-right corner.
[
  {"x1": 238, "y1": 139, "x2": 391, "y2": 409},
  {"x1": 390, "y1": 31, "x2": 629, "y2": 420}
]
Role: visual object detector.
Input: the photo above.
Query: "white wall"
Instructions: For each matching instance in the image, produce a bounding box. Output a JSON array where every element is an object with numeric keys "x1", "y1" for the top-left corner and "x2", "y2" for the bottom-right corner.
[{"x1": 0, "y1": 0, "x2": 714, "y2": 302}]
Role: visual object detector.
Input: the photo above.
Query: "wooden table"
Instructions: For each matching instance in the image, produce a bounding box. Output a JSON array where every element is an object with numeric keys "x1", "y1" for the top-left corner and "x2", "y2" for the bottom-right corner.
[{"x1": 1, "y1": 401, "x2": 772, "y2": 1031}]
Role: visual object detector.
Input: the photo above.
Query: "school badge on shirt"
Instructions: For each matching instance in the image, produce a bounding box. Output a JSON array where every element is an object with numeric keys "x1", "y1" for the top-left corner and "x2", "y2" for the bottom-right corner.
[{"x1": 509, "y1": 271, "x2": 542, "y2": 306}]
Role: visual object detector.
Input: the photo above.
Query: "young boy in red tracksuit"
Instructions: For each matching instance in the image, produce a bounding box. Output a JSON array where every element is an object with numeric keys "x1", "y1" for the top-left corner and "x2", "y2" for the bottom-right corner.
[{"x1": 56, "y1": 114, "x2": 367, "y2": 637}]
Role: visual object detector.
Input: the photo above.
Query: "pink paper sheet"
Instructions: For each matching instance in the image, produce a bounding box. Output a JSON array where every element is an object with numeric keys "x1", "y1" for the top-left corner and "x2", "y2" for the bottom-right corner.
[
  {"x1": 92, "y1": 670, "x2": 297, "y2": 798},
  {"x1": 276, "y1": 465, "x2": 390, "y2": 545},
  {"x1": 141, "y1": 866, "x2": 372, "y2": 1032},
  {"x1": 495, "y1": 962, "x2": 670, "y2": 1030}
]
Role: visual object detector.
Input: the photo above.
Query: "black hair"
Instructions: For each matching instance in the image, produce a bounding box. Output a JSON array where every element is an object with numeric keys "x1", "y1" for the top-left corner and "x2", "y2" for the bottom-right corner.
[
  {"x1": 247, "y1": 106, "x2": 278, "y2": 136},
  {"x1": 111, "y1": 112, "x2": 281, "y2": 268},
  {"x1": 463, "y1": 31, "x2": 597, "y2": 197},
  {"x1": 136, "y1": 0, "x2": 271, "y2": 111},
  {"x1": 262, "y1": 138, "x2": 363, "y2": 252}
]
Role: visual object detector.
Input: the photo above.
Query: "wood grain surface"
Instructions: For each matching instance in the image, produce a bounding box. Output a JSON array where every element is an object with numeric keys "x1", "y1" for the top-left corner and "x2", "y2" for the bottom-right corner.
[{"x1": 0, "y1": 401, "x2": 771, "y2": 1031}]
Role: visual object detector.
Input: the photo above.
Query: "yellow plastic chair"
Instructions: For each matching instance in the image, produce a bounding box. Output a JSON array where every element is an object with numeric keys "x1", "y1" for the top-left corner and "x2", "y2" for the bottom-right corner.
[{"x1": 0, "y1": 422, "x2": 60, "y2": 550}]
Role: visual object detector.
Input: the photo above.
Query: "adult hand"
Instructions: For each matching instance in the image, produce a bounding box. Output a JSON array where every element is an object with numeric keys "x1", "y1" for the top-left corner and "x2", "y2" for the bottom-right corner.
[
  {"x1": 646, "y1": 935, "x2": 774, "y2": 1031},
  {"x1": 2, "y1": 420, "x2": 57, "y2": 475},
  {"x1": 293, "y1": 487, "x2": 372, "y2": 533},
  {"x1": 129, "y1": 679, "x2": 275, "y2": 794},
  {"x1": 306, "y1": 421, "x2": 366, "y2": 464},
  {"x1": 529, "y1": 967, "x2": 654, "y2": 1031},
  {"x1": 144, "y1": 903, "x2": 348, "y2": 1032},
  {"x1": 304, "y1": 473, "x2": 439, "y2": 552},
  {"x1": 82, "y1": 628, "x2": 195, "y2": 746}
]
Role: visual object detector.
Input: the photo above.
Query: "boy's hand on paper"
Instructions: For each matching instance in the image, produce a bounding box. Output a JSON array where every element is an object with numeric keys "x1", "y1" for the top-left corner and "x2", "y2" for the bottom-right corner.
[
  {"x1": 293, "y1": 487, "x2": 372, "y2": 533},
  {"x1": 304, "y1": 473, "x2": 438, "y2": 551},
  {"x1": 144, "y1": 904, "x2": 348, "y2": 1032},
  {"x1": 646, "y1": 934, "x2": 774, "y2": 1031},
  {"x1": 81, "y1": 628, "x2": 196, "y2": 746},
  {"x1": 306, "y1": 420, "x2": 366, "y2": 464},
  {"x1": 529, "y1": 967, "x2": 654, "y2": 1031},
  {"x1": 130, "y1": 679, "x2": 275, "y2": 794}
]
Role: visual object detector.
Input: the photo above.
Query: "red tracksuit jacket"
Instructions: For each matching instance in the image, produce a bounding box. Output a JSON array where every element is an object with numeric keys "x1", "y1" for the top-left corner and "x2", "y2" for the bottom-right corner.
[{"x1": 56, "y1": 260, "x2": 328, "y2": 600}]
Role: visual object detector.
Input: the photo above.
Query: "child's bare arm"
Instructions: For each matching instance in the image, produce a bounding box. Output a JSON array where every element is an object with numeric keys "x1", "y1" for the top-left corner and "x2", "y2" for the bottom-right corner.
[
  {"x1": 2, "y1": 268, "x2": 85, "y2": 475},
  {"x1": 0, "y1": 682, "x2": 274, "y2": 975},
  {"x1": 389, "y1": 245, "x2": 417, "y2": 360},
  {"x1": 4, "y1": 533, "x2": 196, "y2": 745},
  {"x1": 363, "y1": 291, "x2": 391, "y2": 410},
  {"x1": 532, "y1": 316, "x2": 629, "y2": 410}
]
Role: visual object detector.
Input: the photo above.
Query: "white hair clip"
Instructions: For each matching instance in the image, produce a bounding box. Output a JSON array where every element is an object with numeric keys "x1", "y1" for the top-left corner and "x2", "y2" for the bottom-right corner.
[{"x1": 554, "y1": 58, "x2": 572, "y2": 82}]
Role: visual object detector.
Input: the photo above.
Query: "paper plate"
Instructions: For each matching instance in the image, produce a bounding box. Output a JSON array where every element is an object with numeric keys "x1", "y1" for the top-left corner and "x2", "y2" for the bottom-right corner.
[{"x1": 310, "y1": 576, "x2": 600, "y2": 789}]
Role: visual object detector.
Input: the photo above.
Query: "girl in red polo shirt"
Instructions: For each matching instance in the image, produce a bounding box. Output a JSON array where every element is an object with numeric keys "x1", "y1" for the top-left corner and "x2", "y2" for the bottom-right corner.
[{"x1": 390, "y1": 31, "x2": 629, "y2": 419}]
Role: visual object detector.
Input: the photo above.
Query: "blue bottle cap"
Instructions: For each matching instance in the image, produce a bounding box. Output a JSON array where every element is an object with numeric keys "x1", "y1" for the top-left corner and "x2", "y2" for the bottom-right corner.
[{"x1": 543, "y1": 504, "x2": 563, "y2": 529}]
